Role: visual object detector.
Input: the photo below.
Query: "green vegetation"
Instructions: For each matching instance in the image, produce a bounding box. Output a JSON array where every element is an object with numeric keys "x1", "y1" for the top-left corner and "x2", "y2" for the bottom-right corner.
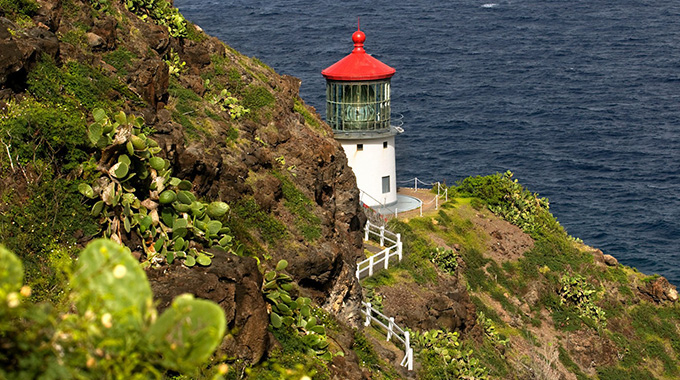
[
  {"x1": 263, "y1": 260, "x2": 332, "y2": 360},
  {"x1": 558, "y1": 274, "x2": 606, "y2": 327},
  {"x1": 457, "y1": 170, "x2": 564, "y2": 240},
  {"x1": 103, "y1": 47, "x2": 137, "y2": 76},
  {"x1": 431, "y1": 246, "x2": 459, "y2": 275},
  {"x1": 0, "y1": 239, "x2": 226, "y2": 379},
  {"x1": 229, "y1": 197, "x2": 288, "y2": 247},
  {"x1": 80, "y1": 109, "x2": 236, "y2": 267},
  {"x1": 274, "y1": 172, "x2": 321, "y2": 241},
  {"x1": 27, "y1": 55, "x2": 138, "y2": 113},
  {"x1": 413, "y1": 329, "x2": 489, "y2": 379},
  {"x1": 294, "y1": 99, "x2": 325, "y2": 134},
  {"x1": 208, "y1": 88, "x2": 250, "y2": 120},
  {"x1": 125, "y1": 0, "x2": 188, "y2": 38},
  {"x1": 0, "y1": 0, "x2": 39, "y2": 18},
  {"x1": 165, "y1": 48, "x2": 186, "y2": 77}
]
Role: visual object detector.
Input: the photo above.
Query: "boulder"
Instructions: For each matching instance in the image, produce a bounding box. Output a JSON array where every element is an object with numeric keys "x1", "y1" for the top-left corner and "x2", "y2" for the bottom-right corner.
[
  {"x1": 603, "y1": 254, "x2": 618, "y2": 266},
  {"x1": 0, "y1": 18, "x2": 59, "y2": 90},
  {"x1": 639, "y1": 276, "x2": 679, "y2": 304},
  {"x1": 147, "y1": 251, "x2": 271, "y2": 363}
]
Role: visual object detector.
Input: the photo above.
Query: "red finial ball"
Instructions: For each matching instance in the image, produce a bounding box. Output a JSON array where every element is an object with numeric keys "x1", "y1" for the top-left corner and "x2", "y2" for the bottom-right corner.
[{"x1": 352, "y1": 30, "x2": 366, "y2": 45}]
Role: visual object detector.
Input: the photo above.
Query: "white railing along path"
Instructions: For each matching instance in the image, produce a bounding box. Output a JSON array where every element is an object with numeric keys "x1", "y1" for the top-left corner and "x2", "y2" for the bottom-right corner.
[{"x1": 356, "y1": 220, "x2": 413, "y2": 371}]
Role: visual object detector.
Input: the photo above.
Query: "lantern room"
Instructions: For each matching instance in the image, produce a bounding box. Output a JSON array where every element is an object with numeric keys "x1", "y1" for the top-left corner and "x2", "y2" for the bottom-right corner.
[{"x1": 322, "y1": 27, "x2": 402, "y2": 208}]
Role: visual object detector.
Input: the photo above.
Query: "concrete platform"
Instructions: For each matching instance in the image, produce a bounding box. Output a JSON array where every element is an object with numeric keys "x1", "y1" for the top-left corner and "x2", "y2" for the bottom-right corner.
[{"x1": 372, "y1": 194, "x2": 422, "y2": 216}]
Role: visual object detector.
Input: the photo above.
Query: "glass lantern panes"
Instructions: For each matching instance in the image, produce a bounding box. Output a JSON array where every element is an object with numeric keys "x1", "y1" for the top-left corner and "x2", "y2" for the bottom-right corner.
[{"x1": 326, "y1": 80, "x2": 391, "y2": 132}]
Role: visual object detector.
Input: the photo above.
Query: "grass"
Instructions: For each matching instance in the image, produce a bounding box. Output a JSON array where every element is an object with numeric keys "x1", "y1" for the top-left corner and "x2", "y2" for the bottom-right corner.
[
  {"x1": 294, "y1": 99, "x2": 325, "y2": 135},
  {"x1": 557, "y1": 345, "x2": 591, "y2": 380},
  {"x1": 103, "y1": 47, "x2": 137, "y2": 76},
  {"x1": 228, "y1": 197, "x2": 288, "y2": 246},
  {"x1": 273, "y1": 172, "x2": 321, "y2": 242}
]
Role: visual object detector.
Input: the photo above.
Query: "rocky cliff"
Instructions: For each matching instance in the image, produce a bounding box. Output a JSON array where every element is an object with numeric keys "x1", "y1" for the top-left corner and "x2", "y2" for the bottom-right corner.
[{"x1": 0, "y1": 0, "x2": 366, "y2": 371}]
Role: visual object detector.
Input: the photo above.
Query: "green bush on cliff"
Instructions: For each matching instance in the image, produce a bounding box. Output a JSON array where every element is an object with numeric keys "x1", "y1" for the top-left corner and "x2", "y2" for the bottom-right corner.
[
  {"x1": 456, "y1": 171, "x2": 565, "y2": 240},
  {"x1": 124, "y1": 0, "x2": 188, "y2": 38},
  {"x1": 0, "y1": 239, "x2": 226, "y2": 379},
  {"x1": 0, "y1": 0, "x2": 39, "y2": 17},
  {"x1": 80, "y1": 108, "x2": 236, "y2": 268},
  {"x1": 413, "y1": 329, "x2": 489, "y2": 380}
]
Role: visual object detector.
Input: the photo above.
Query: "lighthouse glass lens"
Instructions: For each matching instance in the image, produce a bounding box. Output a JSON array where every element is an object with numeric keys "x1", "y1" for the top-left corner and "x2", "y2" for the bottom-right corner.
[{"x1": 326, "y1": 80, "x2": 390, "y2": 132}]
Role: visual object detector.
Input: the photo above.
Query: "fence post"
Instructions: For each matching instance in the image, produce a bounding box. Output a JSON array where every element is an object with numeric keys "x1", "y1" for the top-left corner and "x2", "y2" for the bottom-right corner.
[
  {"x1": 405, "y1": 330, "x2": 413, "y2": 371},
  {"x1": 387, "y1": 317, "x2": 395, "y2": 341},
  {"x1": 364, "y1": 302, "x2": 372, "y2": 327},
  {"x1": 364, "y1": 221, "x2": 370, "y2": 241},
  {"x1": 445, "y1": 188, "x2": 448, "y2": 202},
  {"x1": 435, "y1": 194, "x2": 439, "y2": 210},
  {"x1": 420, "y1": 203, "x2": 423, "y2": 217},
  {"x1": 397, "y1": 241, "x2": 403, "y2": 261},
  {"x1": 368, "y1": 255, "x2": 374, "y2": 277},
  {"x1": 414, "y1": 177, "x2": 418, "y2": 191},
  {"x1": 384, "y1": 248, "x2": 390, "y2": 269},
  {"x1": 379, "y1": 225, "x2": 385, "y2": 247}
]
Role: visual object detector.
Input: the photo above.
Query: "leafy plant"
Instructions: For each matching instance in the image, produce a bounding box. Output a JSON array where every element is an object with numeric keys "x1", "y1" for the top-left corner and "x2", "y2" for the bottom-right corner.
[
  {"x1": 558, "y1": 274, "x2": 606, "y2": 327},
  {"x1": 263, "y1": 260, "x2": 332, "y2": 360},
  {"x1": 413, "y1": 329, "x2": 489, "y2": 380},
  {"x1": 477, "y1": 311, "x2": 509, "y2": 348},
  {"x1": 165, "y1": 48, "x2": 186, "y2": 78},
  {"x1": 79, "y1": 108, "x2": 236, "y2": 267},
  {"x1": 124, "y1": 0, "x2": 188, "y2": 38},
  {"x1": 208, "y1": 88, "x2": 250, "y2": 120},
  {"x1": 431, "y1": 247, "x2": 459, "y2": 275},
  {"x1": 0, "y1": 239, "x2": 226, "y2": 378}
]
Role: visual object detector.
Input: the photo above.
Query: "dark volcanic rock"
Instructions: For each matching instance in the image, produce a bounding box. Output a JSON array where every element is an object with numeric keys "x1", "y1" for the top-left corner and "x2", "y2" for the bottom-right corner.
[
  {"x1": 147, "y1": 251, "x2": 270, "y2": 363},
  {"x1": 0, "y1": 18, "x2": 59, "y2": 91},
  {"x1": 639, "y1": 276, "x2": 679, "y2": 304}
]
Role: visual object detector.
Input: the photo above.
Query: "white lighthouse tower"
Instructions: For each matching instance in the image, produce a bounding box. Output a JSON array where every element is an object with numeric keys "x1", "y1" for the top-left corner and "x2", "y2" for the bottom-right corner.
[{"x1": 322, "y1": 27, "x2": 401, "y2": 208}]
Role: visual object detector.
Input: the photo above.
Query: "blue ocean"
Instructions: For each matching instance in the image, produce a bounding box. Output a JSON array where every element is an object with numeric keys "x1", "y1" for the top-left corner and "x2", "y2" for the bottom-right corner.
[{"x1": 175, "y1": 0, "x2": 680, "y2": 285}]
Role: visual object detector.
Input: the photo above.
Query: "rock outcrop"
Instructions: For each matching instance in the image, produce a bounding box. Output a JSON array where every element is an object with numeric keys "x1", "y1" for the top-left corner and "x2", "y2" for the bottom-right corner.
[{"x1": 0, "y1": 0, "x2": 365, "y2": 365}]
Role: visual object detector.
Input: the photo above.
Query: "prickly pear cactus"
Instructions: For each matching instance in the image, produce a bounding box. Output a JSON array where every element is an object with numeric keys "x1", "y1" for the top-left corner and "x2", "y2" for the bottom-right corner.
[
  {"x1": 148, "y1": 294, "x2": 227, "y2": 372},
  {"x1": 71, "y1": 239, "x2": 154, "y2": 330},
  {"x1": 263, "y1": 260, "x2": 331, "y2": 359},
  {"x1": 0, "y1": 245, "x2": 23, "y2": 301},
  {"x1": 80, "y1": 108, "x2": 238, "y2": 268}
]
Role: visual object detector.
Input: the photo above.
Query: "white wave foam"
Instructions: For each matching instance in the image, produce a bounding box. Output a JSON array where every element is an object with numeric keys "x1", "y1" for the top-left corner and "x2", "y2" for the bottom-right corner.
[{"x1": 482, "y1": 3, "x2": 498, "y2": 8}]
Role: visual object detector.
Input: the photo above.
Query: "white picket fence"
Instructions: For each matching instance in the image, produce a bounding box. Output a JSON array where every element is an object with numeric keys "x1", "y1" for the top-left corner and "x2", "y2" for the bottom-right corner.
[
  {"x1": 356, "y1": 220, "x2": 413, "y2": 371},
  {"x1": 356, "y1": 221, "x2": 403, "y2": 281},
  {"x1": 361, "y1": 301, "x2": 414, "y2": 371}
]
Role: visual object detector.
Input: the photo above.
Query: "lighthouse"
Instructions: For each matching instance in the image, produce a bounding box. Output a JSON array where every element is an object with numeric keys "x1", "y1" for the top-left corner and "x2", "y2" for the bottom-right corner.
[{"x1": 322, "y1": 27, "x2": 401, "y2": 208}]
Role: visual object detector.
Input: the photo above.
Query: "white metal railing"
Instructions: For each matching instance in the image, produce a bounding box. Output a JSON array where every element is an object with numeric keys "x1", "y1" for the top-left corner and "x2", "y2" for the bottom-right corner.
[
  {"x1": 357, "y1": 220, "x2": 413, "y2": 370},
  {"x1": 396, "y1": 178, "x2": 450, "y2": 216},
  {"x1": 359, "y1": 189, "x2": 398, "y2": 218},
  {"x1": 361, "y1": 301, "x2": 414, "y2": 371},
  {"x1": 356, "y1": 221, "x2": 403, "y2": 281}
]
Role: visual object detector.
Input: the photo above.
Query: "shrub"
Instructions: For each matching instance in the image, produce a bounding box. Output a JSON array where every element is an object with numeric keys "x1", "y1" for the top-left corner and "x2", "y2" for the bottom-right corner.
[
  {"x1": 456, "y1": 171, "x2": 566, "y2": 240},
  {"x1": 80, "y1": 109, "x2": 236, "y2": 267},
  {"x1": 558, "y1": 274, "x2": 606, "y2": 328},
  {"x1": 0, "y1": 239, "x2": 226, "y2": 378},
  {"x1": 413, "y1": 329, "x2": 489, "y2": 380}
]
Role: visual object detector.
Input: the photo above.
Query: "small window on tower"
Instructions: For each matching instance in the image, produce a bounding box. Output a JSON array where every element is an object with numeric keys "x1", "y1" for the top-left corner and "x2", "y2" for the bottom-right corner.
[
  {"x1": 357, "y1": 144, "x2": 363, "y2": 151},
  {"x1": 382, "y1": 176, "x2": 390, "y2": 193},
  {"x1": 383, "y1": 141, "x2": 388, "y2": 149}
]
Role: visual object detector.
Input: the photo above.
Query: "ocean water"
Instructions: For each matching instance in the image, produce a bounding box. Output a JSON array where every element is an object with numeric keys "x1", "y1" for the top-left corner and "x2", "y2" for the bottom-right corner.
[{"x1": 175, "y1": 0, "x2": 680, "y2": 284}]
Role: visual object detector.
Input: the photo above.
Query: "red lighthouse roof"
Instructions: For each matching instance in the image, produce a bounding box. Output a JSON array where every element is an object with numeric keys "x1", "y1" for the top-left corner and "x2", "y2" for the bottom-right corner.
[{"x1": 321, "y1": 28, "x2": 396, "y2": 81}]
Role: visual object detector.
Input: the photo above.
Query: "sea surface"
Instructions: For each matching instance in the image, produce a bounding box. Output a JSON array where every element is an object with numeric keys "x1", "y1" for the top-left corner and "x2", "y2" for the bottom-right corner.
[{"x1": 175, "y1": 0, "x2": 680, "y2": 284}]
